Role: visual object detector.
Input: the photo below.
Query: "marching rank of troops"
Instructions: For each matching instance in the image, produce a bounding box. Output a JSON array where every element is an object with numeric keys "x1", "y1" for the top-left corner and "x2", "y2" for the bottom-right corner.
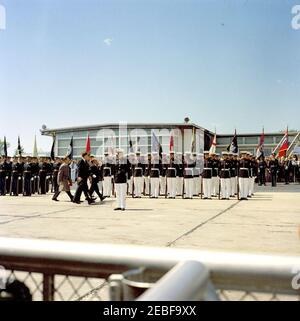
[{"x1": 0, "y1": 150, "x2": 299, "y2": 210}]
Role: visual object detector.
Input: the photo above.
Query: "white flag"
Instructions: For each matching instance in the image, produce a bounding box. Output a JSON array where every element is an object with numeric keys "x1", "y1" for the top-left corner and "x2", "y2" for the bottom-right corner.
[{"x1": 209, "y1": 133, "x2": 217, "y2": 154}]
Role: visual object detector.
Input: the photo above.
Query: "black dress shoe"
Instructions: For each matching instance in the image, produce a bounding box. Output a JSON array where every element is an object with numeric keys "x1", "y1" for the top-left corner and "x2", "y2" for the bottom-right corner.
[
  {"x1": 100, "y1": 196, "x2": 107, "y2": 201},
  {"x1": 52, "y1": 198, "x2": 59, "y2": 202},
  {"x1": 114, "y1": 207, "x2": 122, "y2": 211},
  {"x1": 73, "y1": 201, "x2": 81, "y2": 204},
  {"x1": 121, "y1": 208, "x2": 126, "y2": 211}
]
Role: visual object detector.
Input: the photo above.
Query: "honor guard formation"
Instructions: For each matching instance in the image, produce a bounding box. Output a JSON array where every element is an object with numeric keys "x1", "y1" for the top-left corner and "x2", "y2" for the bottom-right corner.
[{"x1": 0, "y1": 151, "x2": 299, "y2": 210}]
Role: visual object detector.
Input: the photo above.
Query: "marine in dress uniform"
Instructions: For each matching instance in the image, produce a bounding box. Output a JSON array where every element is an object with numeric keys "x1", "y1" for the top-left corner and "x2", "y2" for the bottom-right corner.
[
  {"x1": 229, "y1": 153, "x2": 238, "y2": 197},
  {"x1": 183, "y1": 152, "x2": 194, "y2": 199},
  {"x1": 38, "y1": 158, "x2": 48, "y2": 195},
  {"x1": 202, "y1": 151, "x2": 213, "y2": 199},
  {"x1": 102, "y1": 153, "x2": 113, "y2": 197},
  {"x1": 175, "y1": 152, "x2": 184, "y2": 196},
  {"x1": 238, "y1": 151, "x2": 250, "y2": 200},
  {"x1": 31, "y1": 158, "x2": 40, "y2": 194},
  {"x1": 133, "y1": 152, "x2": 144, "y2": 198},
  {"x1": 166, "y1": 151, "x2": 177, "y2": 198},
  {"x1": 18, "y1": 157, "x2": 24, "y2": 195},
  {"x1": 143, "y1": 154, "x2": 151, "y2": 196},
  {"x1": 257, "y1": 156, "x2": 267, "y2": 186},
  {"x1": 10, "y1": 157, "x2": 22, "y2": 196},
  {"x1": 5, "y1": 157, "x2": 12, "y2": 195},
  {"x1": 150, "y1": 152, "x2": 161, "y2": 198},
  {"x1": 193, "y1": 153, "x2": 201, "y2": 196},
  {"x1": 23, "y1": 157, "x2": 33, "y2": 196},
  {"x1": 248, "y1": 154, "x2": 257, "y2": 197},
  {"x1": 268, "y1": 153, "x2": 279, "y2": 187},
  {"x1": 211, "y1": 153, "x2": 220, "y2": 197},
  {"x1": 160, "y1": 153, "x2": 167, "y2": 196},
  {"x1": 127, "y1": 153, "x2": 135, "y2": 195},
  {"x1": 0, "y1": 156, "x2": 10, "y2": 196},
  {"x1": 219, "y1": 152, "x2": 231, "y2": 200},
  {"x1": 114, "y1": 150, "x2": 129, "y2": 211}
]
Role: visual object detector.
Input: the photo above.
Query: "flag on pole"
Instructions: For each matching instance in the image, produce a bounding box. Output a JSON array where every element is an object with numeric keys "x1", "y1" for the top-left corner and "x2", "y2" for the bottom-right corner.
[
  {"x1": 33, "y1": 135, "x2": 38, "y2": 158},
  {"x1": 256, "y1": 127, "x2": 265, "y2": 159},
  {"x1": 17, "y1": 136, "x2": 22, "y2": 157},
  {"x1": 169, "y1": 132, "x2": 174, "y2": 152},
  {"x1": 151, "y1": 131, "x2": 163, "y2": 157},
  {"x1": 191, "y1": 127, "x2": 196, "y2": 153},
  {"x1": 151, "y1": 131, "x2": 160, "y2": 152},
  {"x1": 129, "y1": 135, "x2": 134, "y2": 153},
  {"x1": 86, "y1": 135, "x2": 91, "y2": 153},
  {"x1": 278, "y1": 127, "x2": 289, "y2": 158},
  {"x1": 66, "y1": 136, "x2": 73, "y2": 159},
  {"x1": 50, "y1": 136, "x2": 55, "y2": 160},
  {"x1": 209, "y1": 132, "x2": 217, "y2": 154},
  {"x1": 227, "y1": 129, "x2": 238, "y2": 153},
  {"x1": 3, "y1": 136, "x2": 7, "y2": 157}
]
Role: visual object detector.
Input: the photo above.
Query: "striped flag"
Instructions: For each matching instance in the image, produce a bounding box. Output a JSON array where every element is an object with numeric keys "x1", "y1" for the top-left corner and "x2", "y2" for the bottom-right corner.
[{"x1": 209, "y1": 132, "x2": 217, "y2": 154}]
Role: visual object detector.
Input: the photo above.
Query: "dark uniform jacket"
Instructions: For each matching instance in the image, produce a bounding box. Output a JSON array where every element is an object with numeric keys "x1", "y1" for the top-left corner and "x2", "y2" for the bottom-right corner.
[
  {"x1": 202, "y1": 158, "x2": 213, "y2": 179},
  {"x1": 238, "y1": 159, "x2": 250, "y2": 178},
  {"x1": 0, "y1": 161, "x2": 10, "y2": 178},
  {"x1": 114, "y1": 158, "x2": 129, "y2": 184},
  {"x1": 219, "y1": 159, "x2": 231, "y2": 179}
]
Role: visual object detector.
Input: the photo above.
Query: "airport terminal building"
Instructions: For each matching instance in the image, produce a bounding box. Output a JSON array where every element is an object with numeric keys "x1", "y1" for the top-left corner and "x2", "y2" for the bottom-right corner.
[
  {"x1": 41, "y1": 122, "x2": 211, "y2": 158},
  {"x1": 41, "y1": 122, "x2": 300, "y2": 159}
]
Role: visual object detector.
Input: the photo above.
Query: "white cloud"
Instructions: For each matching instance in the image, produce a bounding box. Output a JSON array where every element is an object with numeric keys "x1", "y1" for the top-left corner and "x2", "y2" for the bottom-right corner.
[{"x1": 104, "y1": 38, "x2": 113, "y2": 46}]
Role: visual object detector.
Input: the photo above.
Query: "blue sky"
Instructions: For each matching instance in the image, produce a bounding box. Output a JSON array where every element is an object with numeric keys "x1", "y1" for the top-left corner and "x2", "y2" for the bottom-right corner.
[{"x1": 0, "y1": 0, "x2": 300, "y2": 153}]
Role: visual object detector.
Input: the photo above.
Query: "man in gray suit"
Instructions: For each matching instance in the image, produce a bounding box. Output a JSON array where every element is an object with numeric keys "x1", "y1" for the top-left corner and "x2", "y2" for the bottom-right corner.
[{"x1": 52, "y1": 157, "x2": 74, "y2": 202}]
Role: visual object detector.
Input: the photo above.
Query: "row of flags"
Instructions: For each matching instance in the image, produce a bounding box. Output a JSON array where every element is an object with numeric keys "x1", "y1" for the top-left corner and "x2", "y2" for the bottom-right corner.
[
  {"x1": 222, "y1": 127, "x2": 290, "y2": 158},
  {"x1": 2, "y1": 128, "x2": 291, "y2": 159}
]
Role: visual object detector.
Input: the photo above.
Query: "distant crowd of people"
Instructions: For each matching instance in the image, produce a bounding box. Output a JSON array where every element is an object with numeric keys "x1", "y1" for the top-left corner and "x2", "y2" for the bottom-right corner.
[{"x1": 0, "y1": 150, "x2": 299, "y2": 210}]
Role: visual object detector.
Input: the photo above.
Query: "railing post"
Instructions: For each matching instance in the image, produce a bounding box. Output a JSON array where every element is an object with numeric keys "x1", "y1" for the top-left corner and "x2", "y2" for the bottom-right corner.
[
  {"x1": 43, "y1": 273, "x2": 55, "y2": 301},
  {"x1": 137, "y1": 260, "x2": 219, "y2": 301}
]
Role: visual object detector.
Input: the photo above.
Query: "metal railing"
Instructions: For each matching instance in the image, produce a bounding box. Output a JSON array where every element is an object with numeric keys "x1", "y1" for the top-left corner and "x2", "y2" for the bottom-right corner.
[{"x1": 0, "y1": 237, "x2": 300, "y2": 301}]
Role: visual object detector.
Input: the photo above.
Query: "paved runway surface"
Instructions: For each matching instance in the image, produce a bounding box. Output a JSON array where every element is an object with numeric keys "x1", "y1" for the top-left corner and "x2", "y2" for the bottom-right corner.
[{"x1": 0, "y1": 183, "x2": 299, "y2": 256}]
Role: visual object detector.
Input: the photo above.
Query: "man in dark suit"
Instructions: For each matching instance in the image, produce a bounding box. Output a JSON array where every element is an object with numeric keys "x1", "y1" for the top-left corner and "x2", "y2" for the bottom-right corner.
[{"x1": 73, "y1": 152, "x2": 95, "y2": 204}]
